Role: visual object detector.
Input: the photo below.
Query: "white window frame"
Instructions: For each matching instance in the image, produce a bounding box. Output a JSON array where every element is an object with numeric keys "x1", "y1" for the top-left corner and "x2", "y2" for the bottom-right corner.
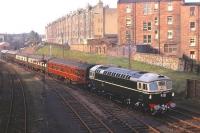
[
  {"x1": 143, "y1": 35, "x2": 147, "y2": 44},
  {"x1": 126, "y1": 17, "x2": 132, "y2": 27},
  {"x1": 168, "y1": 30, "x2": 173, "y2": 39},
  {"x1": 155, "y1": 30, "x2": 158, "y2": 39},
  {"x1": 144, "y1": 3, "x2": 148, "y2": 15},
  {"x1": 168, "y1": 1, "x2": 173, "y2": 11},
  {"x1": 154, "y1": 3, "x2": 158, "y2": 11},
  {"x1": 190, "y1": 51, "x2": 196, "y2": 59},
  {"x1": 148, "y1": 22, "x2": 152, "y2": 31},
  {"x1": 126, "y1": 5, "x2": 132, "y2": 13},
  {"x1": 167, "y1": 16, "x2": 173, "y2": 25},
  {"x1": 190, "y1": 22, "x2": 196, "y2": 31},
  {"x1": 148, "y1": 35, "x2": 152, "y2": 43},
  {"x1": 155, "y1": 17, "x2": 158, "y2": 25},
  {"x1": 190, "y1": 37, "x2": 196, "y2": 46},
  {"x1": 143, "y1": 22, "x2": 147, "y2": 31}
]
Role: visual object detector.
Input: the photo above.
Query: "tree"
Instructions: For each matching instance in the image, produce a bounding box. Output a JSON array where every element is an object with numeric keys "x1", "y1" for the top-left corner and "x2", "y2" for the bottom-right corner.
[{"x1": 26, "y1": 31, "x2": 41, "y2": 46}]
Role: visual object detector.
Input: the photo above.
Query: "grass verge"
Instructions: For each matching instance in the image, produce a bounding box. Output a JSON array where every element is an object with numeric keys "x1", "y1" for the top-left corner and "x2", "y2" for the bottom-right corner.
[{"x1": 36, "y1": 45, "x2": 200, "y2": 96}]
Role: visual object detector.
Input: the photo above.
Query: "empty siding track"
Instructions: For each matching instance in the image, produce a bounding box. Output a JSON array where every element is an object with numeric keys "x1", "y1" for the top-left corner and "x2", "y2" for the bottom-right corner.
[
  {"x1": 153, "y1": 107, "x2": 200, "y2": 133},
  {"x1": 2, "y1": 62, "x2": 27, "y2": 133}
]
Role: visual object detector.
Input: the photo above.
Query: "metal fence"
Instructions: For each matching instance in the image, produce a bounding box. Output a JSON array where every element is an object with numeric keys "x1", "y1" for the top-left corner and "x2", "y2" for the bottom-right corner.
[{"x1": 186, "y1": 79, "x2": 200, "y2": 98}]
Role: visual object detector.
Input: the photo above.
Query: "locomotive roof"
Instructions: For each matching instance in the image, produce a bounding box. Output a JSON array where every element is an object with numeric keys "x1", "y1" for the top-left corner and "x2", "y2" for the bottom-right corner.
[
  {"x1": 49, "y1": 58, "x2": 93, "y2": 69},
  {"x1": 94, "y1": 65, "x2": 170, "y2": 82}
]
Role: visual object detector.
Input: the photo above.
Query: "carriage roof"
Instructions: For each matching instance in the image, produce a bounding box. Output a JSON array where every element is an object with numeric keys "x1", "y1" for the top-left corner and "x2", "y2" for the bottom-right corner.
[
  {"x1": 28, "y1": 55, "x2": 52, "y2": 61},
  {"x1": 49, "y1": 58, "x2": 94, "y2": 70}
]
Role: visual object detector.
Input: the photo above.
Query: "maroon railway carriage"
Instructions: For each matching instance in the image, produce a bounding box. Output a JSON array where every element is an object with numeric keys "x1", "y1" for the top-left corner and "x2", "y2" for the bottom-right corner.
[{"x1": 47, "y1": 58, "x2": 94, "y2": 84}]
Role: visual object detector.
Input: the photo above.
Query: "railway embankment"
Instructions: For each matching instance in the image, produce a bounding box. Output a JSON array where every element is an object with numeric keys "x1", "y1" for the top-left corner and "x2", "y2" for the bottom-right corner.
[{"x1": 35, "y1": 45, "x2": 200, "y2": 96}]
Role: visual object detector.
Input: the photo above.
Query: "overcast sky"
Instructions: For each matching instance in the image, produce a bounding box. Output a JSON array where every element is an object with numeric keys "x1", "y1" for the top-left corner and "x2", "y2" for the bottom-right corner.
[{"x1": 0, "y1": 0, "x2": 199, "y2": 34}]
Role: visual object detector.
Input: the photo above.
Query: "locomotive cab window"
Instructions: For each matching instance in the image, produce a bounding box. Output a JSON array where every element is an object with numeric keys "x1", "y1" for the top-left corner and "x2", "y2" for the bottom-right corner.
[
  {"x1": 138, "y1": 82, "x2": 142, "y2": 90},
  {"x1": 149, "y1": 81, "x2": 158, "y2": 91},
  {"x1": 143, "y1": 84, "x2": 148, "y2": 90}
]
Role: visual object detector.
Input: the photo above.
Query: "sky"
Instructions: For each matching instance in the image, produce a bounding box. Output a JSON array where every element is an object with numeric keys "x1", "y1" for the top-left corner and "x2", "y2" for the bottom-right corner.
[{"x1": 0, "y1": 0, "x2": 199, "y2": 34}]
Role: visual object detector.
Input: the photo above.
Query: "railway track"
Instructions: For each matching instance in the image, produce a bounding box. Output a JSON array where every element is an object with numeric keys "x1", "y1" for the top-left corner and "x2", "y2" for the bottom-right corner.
[
  {"x1": 47, "y1": 81, "x2": 113, "y2": 133},
  {"x1": 4, "y1": 66, "x2": 27, "y2": 133},
  {"x1": 69, "y1": 86, "x2": 160, "y2": 133},
  {"x1": 48, "y1": 77, "x2": 160, "y2": 133},
  {"x1": 150, "y1": 107, "x2": 200, "y2": 133},
  {"x1": 10, "y1": 61, "x2": 200, "y2": 133}
]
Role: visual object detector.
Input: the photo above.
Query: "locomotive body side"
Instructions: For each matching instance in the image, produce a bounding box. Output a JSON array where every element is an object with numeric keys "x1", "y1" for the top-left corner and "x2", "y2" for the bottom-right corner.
[{"x1": 89, "y1": 65, "x2": 175, "y2": 114}]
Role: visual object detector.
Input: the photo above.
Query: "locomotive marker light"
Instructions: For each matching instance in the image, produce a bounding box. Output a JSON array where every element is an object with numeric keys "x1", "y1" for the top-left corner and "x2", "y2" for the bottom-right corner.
[{"x1": 149, "y1": 94, "x2": 152, "y2": 99}]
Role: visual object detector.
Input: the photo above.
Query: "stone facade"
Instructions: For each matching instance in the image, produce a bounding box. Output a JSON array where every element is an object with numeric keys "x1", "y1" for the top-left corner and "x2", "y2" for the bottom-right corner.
[
  {"x1": 70, "y1": 38, "x2": 115, "y2": 55},
  {"x1": 118, "y1": 0, "x2": 200, "y2": 61},
  {"x1": 45, "y1": 0, "x2": 118, "y2": 46}
]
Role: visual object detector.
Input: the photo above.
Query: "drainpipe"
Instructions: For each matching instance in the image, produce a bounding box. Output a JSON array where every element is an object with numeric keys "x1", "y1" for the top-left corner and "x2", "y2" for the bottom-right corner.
[{"x1": 158, "y1": 0, "x2": 161, "y2": 54}]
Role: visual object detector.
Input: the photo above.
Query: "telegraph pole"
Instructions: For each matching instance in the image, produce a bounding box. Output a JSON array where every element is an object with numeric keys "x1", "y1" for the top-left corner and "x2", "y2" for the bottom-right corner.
[
  {"x1": 128, "y1": 31, "x2": 131, "y2": 69},
  {"x1": 61, "y1": 32, "x2": 64, "y2": 58}
]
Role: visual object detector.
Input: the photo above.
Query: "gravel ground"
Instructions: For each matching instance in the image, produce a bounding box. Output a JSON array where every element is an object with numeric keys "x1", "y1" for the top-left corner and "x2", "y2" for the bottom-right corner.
[{"x1": 5, "y1": 62, "x2": 90, "y2": 133}]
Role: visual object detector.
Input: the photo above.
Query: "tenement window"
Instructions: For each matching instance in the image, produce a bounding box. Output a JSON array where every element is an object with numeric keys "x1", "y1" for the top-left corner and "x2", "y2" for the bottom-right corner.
[
  {"x1": 168, "y1": 30, "x2": 173, "y2": 39},
  {"x1": 190, "y1": 7, "x2": 195, "y2": 16},
  {"x1": 148, "y1": 22, "x2": 152, "y2": 31},
  {"x1": 126, "y1": 17, "x2": 132, "y2": 27},
  {"x1": 126, "y1": 5, "x2": 132, "y2": 13},
  {"x1": 155, "y1": 17, "x2": 158, "y2": 25},
  {"x1": 155, "y1": 30, "x2": 158, "y2": 39},
  {"x1": 168, "y1": 1, "x2": 173, "y2": 11},
  {"x1": 144, "y1": 35, "x2": 151, "y2": 44},
  {"x1": 167, "y1": 16, "x2": 173, "y2": 25},
  {"x1": 144, "y1": 3, "x2": 152, "y2": 15},
  {"x1": 164, "y1": 44, "x2": 177, "y2": 53},
  {"x1": 143, "y1": 22, "x2": 147, "y2": 31},
  {"x1": 154, "y1": 3, "x2": 158, "y2": 11},
  {"x1": 190, "y1": 22, "x2": 196, "y2": 31},
  {"x1": 190, "y1": 51, "x2": 196, "y2": 59},
  {"x1": 190, "y1": 37, "x2": 196, "y2": 46}
]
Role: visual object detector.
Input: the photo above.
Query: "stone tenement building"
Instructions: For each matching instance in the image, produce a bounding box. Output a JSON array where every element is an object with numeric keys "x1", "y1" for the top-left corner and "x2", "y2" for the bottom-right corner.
[
  {"x1": 45, "y1": 0, "x2": 117, "y2": 46},
  {"x1": 118, "y1": 0, "x2": 200, "y2": 61}
]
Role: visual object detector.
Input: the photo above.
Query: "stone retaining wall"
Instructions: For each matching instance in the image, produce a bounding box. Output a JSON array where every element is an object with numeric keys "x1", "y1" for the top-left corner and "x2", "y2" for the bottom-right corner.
[{"x1": 133, "y1": 53, "x2": 184, "y2": 71}]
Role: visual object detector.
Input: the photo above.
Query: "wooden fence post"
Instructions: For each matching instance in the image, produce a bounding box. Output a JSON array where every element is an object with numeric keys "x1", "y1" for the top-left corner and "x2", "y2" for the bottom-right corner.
[{"x1": 186, "y1": 79, "x2": 190, "y2": 99}]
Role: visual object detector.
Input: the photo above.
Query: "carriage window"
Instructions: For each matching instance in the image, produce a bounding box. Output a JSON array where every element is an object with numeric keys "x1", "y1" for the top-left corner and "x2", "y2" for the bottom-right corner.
[{"x1": 149, "y1": 82, "x2": 158, "y2": 91}]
